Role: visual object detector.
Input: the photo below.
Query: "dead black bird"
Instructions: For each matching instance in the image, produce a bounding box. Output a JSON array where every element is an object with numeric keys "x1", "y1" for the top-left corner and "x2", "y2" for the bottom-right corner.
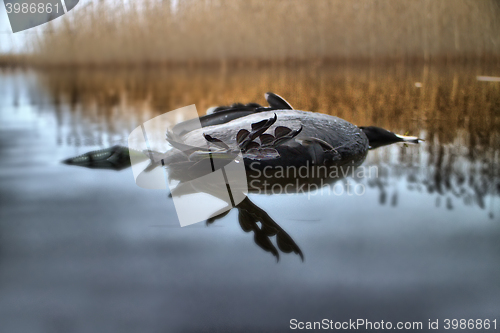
[
  {"x1": 62, "y1": 92, "x2": 422, "y2": 261},
  {"x1": 164, "y1": 92, "x2": 422, "y2": 173},
  {"x1": 63, "y1": 92, "x2": 421, "y2": 172}
]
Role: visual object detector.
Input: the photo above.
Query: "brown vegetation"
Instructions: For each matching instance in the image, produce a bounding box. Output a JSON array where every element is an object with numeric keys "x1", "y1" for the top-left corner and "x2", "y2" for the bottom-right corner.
[
  {"x1": 0, "y1": 54, "x2": 28, "y2": 67},
  {"x1": 28, "y1": 0, "x2": 500, "y2": 66},
  {"x1": 36, "y1": 62, "x2": 499, "y2": 148}
]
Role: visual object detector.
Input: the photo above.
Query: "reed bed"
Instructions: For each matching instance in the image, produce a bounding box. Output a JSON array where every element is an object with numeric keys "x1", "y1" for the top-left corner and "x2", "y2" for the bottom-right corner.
[
  {"x1": 30, "y1": 0, "x2": 500, "y2": 66},
  {"x1": 0, "y1": 54, "x2": 29, "y2": 67},
  {"x1": 34, "y1": 63, "x2": 499, "y2": 148}
]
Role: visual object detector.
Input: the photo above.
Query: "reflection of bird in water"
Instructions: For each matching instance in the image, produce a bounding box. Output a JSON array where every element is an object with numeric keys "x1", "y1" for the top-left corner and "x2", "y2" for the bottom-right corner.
[
  {"x1": 62, "y1": 92, "x2": 422, "y2": 260},
  {"x1": 62, "y1": 145, "x2": 133, "y2": 171},
  {"x1": 207, "y1": 197, "x2": 304, "y2": 261}
]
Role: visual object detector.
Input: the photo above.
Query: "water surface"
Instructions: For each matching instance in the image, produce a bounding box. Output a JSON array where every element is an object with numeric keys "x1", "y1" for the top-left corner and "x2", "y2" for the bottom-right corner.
[{"x1": 0, "y1": 63, "x2": 499, "y2": 332}]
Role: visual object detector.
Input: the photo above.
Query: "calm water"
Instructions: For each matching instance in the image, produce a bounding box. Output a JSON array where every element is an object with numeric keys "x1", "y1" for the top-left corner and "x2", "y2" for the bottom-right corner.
[{"x1": 0, "y1": 64, "x2": 499, "y2": 333}]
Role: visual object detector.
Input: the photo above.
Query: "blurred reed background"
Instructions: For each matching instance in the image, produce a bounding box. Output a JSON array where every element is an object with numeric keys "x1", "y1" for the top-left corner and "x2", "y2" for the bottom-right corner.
[
  {"x1": 23, "y1": 0, "x2": 500, "y2": 66},
  {"x1": 36, "y1": 63, "x2": 499, "y2": 145}
]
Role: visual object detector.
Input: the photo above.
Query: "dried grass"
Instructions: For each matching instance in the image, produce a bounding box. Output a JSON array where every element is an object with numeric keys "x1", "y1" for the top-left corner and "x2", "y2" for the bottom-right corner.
[{"x1": 29, "y1": 0, "x2": 500, "y2": 66}]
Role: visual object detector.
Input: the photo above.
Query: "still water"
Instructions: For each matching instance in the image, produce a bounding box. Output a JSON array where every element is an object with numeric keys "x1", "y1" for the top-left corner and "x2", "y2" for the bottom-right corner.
[{"x1": 0, "y1": 64, "x2": 499, "y2": 332}]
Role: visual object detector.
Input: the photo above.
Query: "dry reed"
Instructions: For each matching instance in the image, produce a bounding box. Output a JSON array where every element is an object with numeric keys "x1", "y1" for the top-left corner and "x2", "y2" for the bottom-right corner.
[
  {"x1": 29, "y1": 0, "x2": 500, "y2": 66},
  {"x1": 35, "y1": 63, "x2": 500, "y2": 148}
]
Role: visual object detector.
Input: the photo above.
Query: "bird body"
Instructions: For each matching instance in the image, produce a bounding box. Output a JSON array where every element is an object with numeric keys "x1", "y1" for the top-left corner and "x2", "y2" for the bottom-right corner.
[
  {"x1": 176, "y1": 109, "x2": 369, "y2": 169},
  {"x1": 63, "y1": 92, "x2": 420, "y2": 174}
]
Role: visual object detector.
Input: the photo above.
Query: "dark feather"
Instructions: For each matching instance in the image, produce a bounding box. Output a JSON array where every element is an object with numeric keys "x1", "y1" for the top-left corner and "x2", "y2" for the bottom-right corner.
[
  {"x1": 236, "y1": 129, "x2": 250, "y2": 145},
  {"x1": 238, "y1": 210, "x2": 256, "y2": 233},
  {"x1": 245, "y1": 141, "x2": 260, "y2": 150},
  {"x1": 271, "y1": 126, "x2": 303, "y2": 147},
  {"x1": 251, "y1": 118, "x2": 270, "y2": 131},
  {"x1": 265, "y1": 92, "x2": 294, "y2": 110},
  {"x1": 259, "y1": 134, "x2": 275, "y2": 145},
  {"x1": 253, "y1": 230, "x2": 280, "y2": 261},
  {"x1": 203, "y1": 134, "x2": 229, "y2": 149},
  {"x1": 274, "y1": 126, "x2": 292, "y2": 138},
  {"x1": 277, "y1": 232, "x2": 304, "y2": 261},
  {"x1": 206, "y1": 208, "x2": 231, "y2": 225},
  {"x1": 248, "y1": 114, "x2": 277, "y2": 141}
]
